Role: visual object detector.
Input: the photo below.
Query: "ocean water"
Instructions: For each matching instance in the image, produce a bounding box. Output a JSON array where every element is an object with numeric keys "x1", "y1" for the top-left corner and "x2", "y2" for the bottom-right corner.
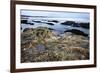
[
  {"x1": 21, "y1": 22, "x2": 67, "y2": 33},
  {"x1": 21, "y1": 19, "x2": 89, "y2": 36}
]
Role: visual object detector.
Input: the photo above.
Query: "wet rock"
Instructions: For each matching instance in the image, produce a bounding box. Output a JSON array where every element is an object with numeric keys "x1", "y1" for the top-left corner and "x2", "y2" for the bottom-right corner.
[
  {"x1": 29, "y1": 23, "x2": 34, "y2": 25},
  {"x1": 21, "y1": 20, "x2": 28, "y2": 24},
  {"x1": 50, "y1": 20, "x2": 59, "y2": 23},
  {"x1": 46, "y1": 22, "x2": 54, "y2": 25},
  {"x1": 61, "y1": 21, "x2": 75, "y2": 26},
  {"x1": 48, "y1": 28, "x2": 54, "y2": 30},
  {"x1": 64, "y1": 29, "x2": 88, "y2": 36},
  {"x1": 79, "y1": 23, "x2": 89, "y2": 29}
]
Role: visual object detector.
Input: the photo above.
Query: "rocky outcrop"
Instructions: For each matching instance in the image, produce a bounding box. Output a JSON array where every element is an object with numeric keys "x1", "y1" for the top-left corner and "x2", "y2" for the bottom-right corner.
[
  {"x1": 46, "y1": 22, "x2": 54, "y2": 25},
  {"x1": 79, "y1": 23, "x2": 89, "y2": 29},
  {"x1": 21, "y1": 27, "x2": 89, "y2": 63},
  {"x1": 64, "y1": 29, "x2": 88, "y2": 36},
  {"x1": 61, "y1": 21, "x2": 75, "y2": 25},
  {"x1": 21, "y1": 20, "x2": 28, "y2": 24}
]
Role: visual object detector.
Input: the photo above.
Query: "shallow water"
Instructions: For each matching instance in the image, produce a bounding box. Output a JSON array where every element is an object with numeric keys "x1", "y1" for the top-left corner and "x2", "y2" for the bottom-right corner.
[
  {"x1": 21, "y1": 19, "x2": 89, "y2": 35},
  {"x1": 21, "y1": 22, "x2": 67, "y2": 33}
]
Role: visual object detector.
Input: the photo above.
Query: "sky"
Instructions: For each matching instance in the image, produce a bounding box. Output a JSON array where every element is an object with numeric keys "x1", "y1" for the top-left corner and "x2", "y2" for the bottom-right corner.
[{"x1": 21, "y1": 10, "x2": 90, "y2": 22}]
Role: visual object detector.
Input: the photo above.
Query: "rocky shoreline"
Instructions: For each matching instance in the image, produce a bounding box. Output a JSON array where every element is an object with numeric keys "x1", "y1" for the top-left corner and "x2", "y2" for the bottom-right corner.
[{"x1": 21, "y1": 27, "x2": 89, "y2": 63}]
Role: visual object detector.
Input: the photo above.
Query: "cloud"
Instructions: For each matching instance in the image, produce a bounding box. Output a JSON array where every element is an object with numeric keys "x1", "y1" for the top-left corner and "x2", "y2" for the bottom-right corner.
[{"x1": 21, "y1": 10, "x2": 90, "y2": 22}]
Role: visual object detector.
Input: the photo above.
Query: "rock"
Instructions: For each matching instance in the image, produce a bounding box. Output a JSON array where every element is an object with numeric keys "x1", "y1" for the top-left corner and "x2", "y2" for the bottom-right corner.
[
  {"x1": 79, "y1": 22, "x2": 89, "y2": 29},
  {"x1": 60, "y1": 32, "x2": 73, "y2": 38},
  {"x1": 21, "y1": 27, "x2": 22, "y2": 30},
  {"x1": 51, "y1": 20, "x2": 59, "y2": 23},
  {"x1": 46, "y1": 22, "x2": 54, "y2": 25},
  {"x1": 61, "y1": 21, "x2": 75, "y2": 25},
  {"x1": 64, "y1": 29, "x2": 88, "y2": 36},
  {"x1": 21, "y1": 26, "x2": 89, "y2": 62},
  {"x1": 35, "y1": 44, "x2": 46, "y2": 52},
  {"x1": 33, "y1": 27, "x2": 53, "y2": 39},
  {"x1": 29, "y1": 23, "x2": 34, "y2": 25},
  {"x1": 48, "y1": 28, "x2": 54, "y2": 30},
  {"x1": 52, "y1": 31, "x2": 60, "y2": 36},
  {"x1": 21, "y1": 20, "x2": 28, "y2": 24},
  {"x1": 23, "y1": 28, "x2": 34, "y2": 32}
]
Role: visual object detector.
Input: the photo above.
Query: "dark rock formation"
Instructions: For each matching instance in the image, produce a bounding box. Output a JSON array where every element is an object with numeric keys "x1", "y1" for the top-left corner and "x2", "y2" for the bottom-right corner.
[
  {"x1": 21, "y1": 20, "x2": 28, "y2": 24},
  {"x1": 29, "y1": 23, "x2": 34, "y2": 25},
  {"x1": 61, "y1": 21, "x2": 75, "y2": 26},
  {"x1": 79, "y1": 23, "x2": 89, "y2": 29},
  {"x1": 51, "y1": 20, "x2": 59, "y2": 23},
  {"x1": 46, "y1": 22, "x2": 54, "y2": 25},
  {"x1": 65, "y1": 29, "x2": 88, "y2": 36}
]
